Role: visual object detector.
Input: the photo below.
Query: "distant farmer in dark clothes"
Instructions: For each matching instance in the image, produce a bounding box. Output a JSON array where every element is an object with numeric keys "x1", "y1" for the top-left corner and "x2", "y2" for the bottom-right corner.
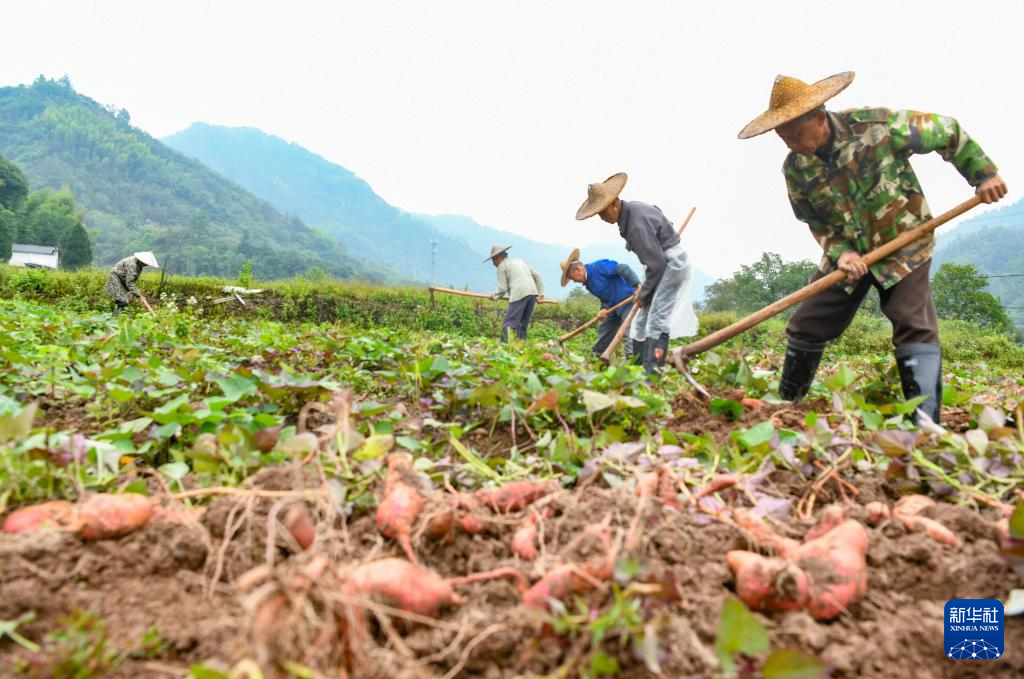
[
  {"x1": 487, "y1": 245, "x2": 545, "y2": 341},
  {"x1": 576, "y1": 173, "x2": 695, "y2": 376},
  {"x1": 103, "y1": 251, "x2": 158, "y2": 314},
  {"x1": 560, "y1": 248, "x2": 639, "y2": 358},
  {"x1": 737, "y1": 71, "x2": 1007, "y2": 423}
]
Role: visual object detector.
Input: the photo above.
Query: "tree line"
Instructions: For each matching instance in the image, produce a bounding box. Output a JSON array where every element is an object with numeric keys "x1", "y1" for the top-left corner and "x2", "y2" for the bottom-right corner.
[
  {"x1": 0, "y1": 153, "x2": 92, "y2": 269},
  {"x1": 701, "y1": 252, "x2": 1013, "y2": 332}
]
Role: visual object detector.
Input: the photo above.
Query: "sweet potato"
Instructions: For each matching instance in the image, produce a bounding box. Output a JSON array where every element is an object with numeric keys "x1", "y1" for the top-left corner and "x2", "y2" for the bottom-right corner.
[
  {"x1": 734, "y1": 509, "x2": 799, "y2": 558},
  {"x1": 77, "y1": 493, "x2": 153, "y2": 540},
  {"x1": 727, "y1": 511, "x2": 869, "y2": 621},
  {"x1": 2, "y1": 500, "x2": 74, "y2": 533},
  {"x1": 474, "y1": 481, "x2": 551, "y2": 513},
  {"x1": 726, "y1": 550, "x2": 808, "y2": 613},
  {"x1": 343, "y1": 558, "x2": 460, "y2": 618},
  {"x1": 283, "y1": 503, "x2": 316, "y2": 550},
  {"x1": 864, "y1": 501, "x2": 891, "y2": 526},
  {"x1": 893, "y1": 495, "x2": 958, "y2": 546},
  {"x1": 803, "y1": 504, "x2": 847, "y2": 542},
  {"x1": 523, "y1": 518, "x2": 617, "y2": 610},
  {"x1": 693, "y1": 474, "x2": 740, "y2": 503},
  {"x1": 512, "y1": 513, "x2": 538, "y2": 560},
  {"x1": 635, "y1": 471, "x2": 659, "y2": 499},
  {"x1": 375, "y1": 454, "x2": 424, "y2": 562},
  {"x1": 793, "y1": 520, "x2": 869, "y2": 620}
]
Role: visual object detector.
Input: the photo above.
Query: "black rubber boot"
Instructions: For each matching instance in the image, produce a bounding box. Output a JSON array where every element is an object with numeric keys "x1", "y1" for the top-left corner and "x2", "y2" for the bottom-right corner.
[
  {"x1": 643, "y1": 333, "x2": 670, "y2": 377},
  {"x1": 895, "y1": 343, "x2": 942, "y2": 425},
  {"x1": 779, "y1": 337, "x2": 825, "y2": 403},
  {"x1": 631, "y1": 339, "x2": 646, "y2": 366}
]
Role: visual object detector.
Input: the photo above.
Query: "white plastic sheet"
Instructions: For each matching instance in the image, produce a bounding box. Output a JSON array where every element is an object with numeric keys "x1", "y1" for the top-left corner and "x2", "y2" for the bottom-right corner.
[{"x1": 631, "y1": 244, "x2": 699, "y2": 340}]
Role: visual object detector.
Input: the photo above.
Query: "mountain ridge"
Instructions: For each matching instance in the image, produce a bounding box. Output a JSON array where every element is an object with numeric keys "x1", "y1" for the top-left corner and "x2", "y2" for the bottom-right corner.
[{"x1": 163, "y1": 123, "x2": 715, "y2": 299}]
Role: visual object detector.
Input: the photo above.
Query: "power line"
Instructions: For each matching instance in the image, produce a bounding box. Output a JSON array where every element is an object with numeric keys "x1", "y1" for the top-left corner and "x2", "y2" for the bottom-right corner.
[{"x1": 985, "y1": 273, "x2": 1024, "y2": 278}]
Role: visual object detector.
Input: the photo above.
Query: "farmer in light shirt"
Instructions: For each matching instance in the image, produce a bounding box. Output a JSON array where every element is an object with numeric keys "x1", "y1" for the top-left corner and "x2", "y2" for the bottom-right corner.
[{"x1": 487, "y1": 245, "x2": 544, "y2": 342}]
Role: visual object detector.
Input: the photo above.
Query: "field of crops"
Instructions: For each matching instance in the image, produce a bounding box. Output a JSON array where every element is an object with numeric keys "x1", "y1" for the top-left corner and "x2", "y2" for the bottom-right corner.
[{"x1": 1, "y1": 278, "x2": 1023, "y2": 678}]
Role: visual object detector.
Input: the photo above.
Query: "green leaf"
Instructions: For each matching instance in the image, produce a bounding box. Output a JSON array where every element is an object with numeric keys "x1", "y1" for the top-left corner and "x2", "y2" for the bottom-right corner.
[
  {"x1": 159, "y1": 461, "x2": 190, "y2": 481},
  {"x1": 825, "y1": 363, "x2": 856, "y2": 391},
  {"x1": 581, "y1": 389, "x2": 615, "y2": 415},
  {"x1": 590, "y1": 651, "x2": 620, "y2": 676},
  {"x1": 710, "y1": 398, "x2": 744, "y2": 421},
  {"x1": 763, "y1": 648, "x2": 827, "y2": 679},
  {"x1": 187, "y1": 665, "x2": 229, "y2": 679},
  {"x1": 353, "y1": 434, "x2": 395, "y2": 461},
  {"x1": 0, "y1": 402, "x2": 36, "y2": 444},
  {"x1": 860, "y1": 410, "x2": 883, "y2": 431},
  {"x1": 714, "y1": 597, "x2": 769, "y2": 674},
  {"x1": 734, "y1": 421, "x2": 776, "y2": 451},
  {"x1": 214, "y1": 374, "x2": 257, "y2": 403},
  {"x1": 1009, "y1": 502, "x2": 1024, "y2": 540},
  {"x1": 122, "y1": 479, "x2": 149, "y2": 494}
]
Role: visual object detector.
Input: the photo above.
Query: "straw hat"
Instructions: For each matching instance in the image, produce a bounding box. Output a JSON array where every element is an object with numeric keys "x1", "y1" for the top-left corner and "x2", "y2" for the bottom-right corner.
[
  {"x1": 484, "y1": 245, "x2": 511, "y2": 263},
  {"x1": 134, "y1": 251, "x2": 159, "y2": 268},
  {"x1": 575, "y1": 172, "x2": 627, "y2": 221},
  {"x1": 737, "y1": 72, "x2": 855, "y2": 139},
  {"x1": 559, "y1": 248, "x2": 581, "y2": 287}
]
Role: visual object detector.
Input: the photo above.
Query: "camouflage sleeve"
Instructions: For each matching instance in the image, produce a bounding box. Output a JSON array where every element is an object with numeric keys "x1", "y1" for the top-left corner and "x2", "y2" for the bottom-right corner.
[
  {"x1": 888, "y1": 110, "x2": 998, "y2": 187},
  {"x1": 785, "y1": 173, "x2": 854, "y2": 262},
  {"x1": 125, "y1": 266, "x2": 142, "y2": 297}
]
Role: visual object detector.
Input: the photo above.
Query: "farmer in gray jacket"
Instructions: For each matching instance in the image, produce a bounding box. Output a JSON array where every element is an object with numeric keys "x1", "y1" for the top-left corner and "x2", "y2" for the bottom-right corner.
[
  {"x1": 576, "y1": 173, "x2": 691, "y2": 376},
  {"x1": 487, "y1": 245, "x2": 545, "y2": 342}
]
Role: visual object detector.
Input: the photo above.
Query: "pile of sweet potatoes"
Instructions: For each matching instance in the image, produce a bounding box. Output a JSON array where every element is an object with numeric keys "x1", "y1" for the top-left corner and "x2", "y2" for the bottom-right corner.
[{"x1": 727, "y1": 507, "x2": 869, "y2": 621}]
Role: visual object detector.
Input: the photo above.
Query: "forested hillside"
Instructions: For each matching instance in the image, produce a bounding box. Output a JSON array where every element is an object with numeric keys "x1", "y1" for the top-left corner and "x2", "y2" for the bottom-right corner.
[
  {"x1": 163, "y1": 124, "x2": 718, "y2": 298},
  {"x1": 163, "y1": 123, "x2": 493, "y2": 289},
  {"x1": 935, "y1": 197, "x2": 1023, "y2": 326},
  {"x1": 0, "y1": 78, "x2": 389, "y2": 281}
]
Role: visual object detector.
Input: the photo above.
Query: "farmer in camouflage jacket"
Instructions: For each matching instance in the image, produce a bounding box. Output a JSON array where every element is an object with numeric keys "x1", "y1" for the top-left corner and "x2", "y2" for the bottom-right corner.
[
  {"x1": 103, "y1": 251, "x2": 158, "y2": 313},
  {"x1": 738, "y1": 72, "x2": 1007, "y2": 423}
]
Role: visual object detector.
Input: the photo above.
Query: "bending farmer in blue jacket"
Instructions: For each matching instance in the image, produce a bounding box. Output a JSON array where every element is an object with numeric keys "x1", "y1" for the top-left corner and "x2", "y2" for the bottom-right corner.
[{"x1": 560, "y1": 248, "x2": 640, "y2": 358}]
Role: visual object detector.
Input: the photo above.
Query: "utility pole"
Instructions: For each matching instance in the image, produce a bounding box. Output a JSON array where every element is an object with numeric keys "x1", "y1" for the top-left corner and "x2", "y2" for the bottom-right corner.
[{"x1": 430, "y1": 239, "x2": 438, "y2": 284}]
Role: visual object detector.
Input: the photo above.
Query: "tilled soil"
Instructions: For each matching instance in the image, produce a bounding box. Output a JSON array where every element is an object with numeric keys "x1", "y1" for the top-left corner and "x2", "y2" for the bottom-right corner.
[{"x1": 1, "y1": 465, "x2": 1022, "y2": 678}]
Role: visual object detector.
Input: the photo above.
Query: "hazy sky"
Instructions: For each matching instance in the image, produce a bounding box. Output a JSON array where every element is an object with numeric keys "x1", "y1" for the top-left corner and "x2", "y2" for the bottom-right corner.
[{"x1": 3, "y1": 0, "x2": 1021, "y2": 276}]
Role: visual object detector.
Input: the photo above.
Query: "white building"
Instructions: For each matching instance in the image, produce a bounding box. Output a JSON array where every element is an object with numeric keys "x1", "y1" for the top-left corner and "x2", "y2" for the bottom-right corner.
[{"x1": 9, "y1": 244, "x2": 59, "y2": 269}]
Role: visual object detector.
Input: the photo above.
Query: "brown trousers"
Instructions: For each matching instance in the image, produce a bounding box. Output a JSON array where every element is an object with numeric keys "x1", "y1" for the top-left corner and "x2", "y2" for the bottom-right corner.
[{"x1": 787, "y1": 261, "x2": 939, "y2": 348}]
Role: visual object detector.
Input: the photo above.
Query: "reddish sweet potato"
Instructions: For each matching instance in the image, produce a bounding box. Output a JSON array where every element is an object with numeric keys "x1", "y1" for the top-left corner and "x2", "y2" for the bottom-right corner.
[
  {"x1": 728, "y1": 511, "x2": 869, "y2": 621},
  {"x1": 734, "y1": 509, "x2": 799, "y2": 558},
  {"x1": 283, "y1": 503, "x2": 316, "y2": 550},
  {"x1": 804, "y1": 504, "x2": 847, "y2": 542},
  {"x1": 78, "y1": 493, "x2": 153, "y2": 540},
  {"x1": 864, "y1": 501, "x2": 891, "y2": 526},
  {"x1": 893, "y1": 495, "x2": 958, "y2": 546},
  {"x1": 2, "y1": 500, "x2": 74, "y2": 533},
  {"x1": 523, "y1": 564, "x2": 596, "y2": 609},
  {"x1": 693, "y1": 474, "x2": 740, "y2": 503},
  {"x1": 375, "y1": 454, "x2": 424, "y2": 561},
  {"x1": 474, "y1": 481, "x2": 551, "y2": 513},
  {"x1": 727, "y1": 550, "x2": 808, "y2": 613},
  {"x1": 794, "y1": 519, "x2": 869, "y2": 620},
  {"x1": 635, "y1": 471, "x2": 659, "y2": 499},
  {"x1": 511, "y1": 513, "x2": 538, "y2": 560},
  {"x1": 343, "y1": 558, "x2": 460, "y2": 618}
]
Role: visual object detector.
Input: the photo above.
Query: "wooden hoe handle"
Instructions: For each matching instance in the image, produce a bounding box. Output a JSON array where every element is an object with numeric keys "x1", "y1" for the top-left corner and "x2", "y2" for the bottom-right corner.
[{"x1": 671, "y1": 196, "x2": 982, "y2": 363}]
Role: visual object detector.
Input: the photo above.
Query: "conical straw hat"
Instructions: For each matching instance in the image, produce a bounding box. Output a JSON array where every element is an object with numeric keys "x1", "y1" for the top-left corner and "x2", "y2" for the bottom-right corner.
[
  {"x1": 134, "y1": 251, "x2": 159, "y2": 268},
  {"x1": 484, "y1": 245, "x2": 511, "y2": 263},
  {"x1": 559, "y1": 248, "x2": 581, "y2": 287},
  {"x1": 575, "y1": 173, "x2": 627, "y2": 221},
  {"x1": 737, "y1": 72, "x2": 855, "y2": 139}
]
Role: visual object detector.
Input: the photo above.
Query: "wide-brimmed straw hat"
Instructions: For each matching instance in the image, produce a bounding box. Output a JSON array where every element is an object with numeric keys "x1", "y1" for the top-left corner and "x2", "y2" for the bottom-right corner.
[
  {"x1": 559, "y1": 248, "x2": 581, "y2": 287},
  {"x1": 134, "y1": 251, "x2": 159, "y2": 268},
  {"x1": 575, "y1": 172, "x2": 627, "y2": 221},
  {"x1": 737, "y1": 72, "x2": 855, "y2": 139},
  {"x1": 484, "y1": 245, "x2": 511, "y2": 263}
]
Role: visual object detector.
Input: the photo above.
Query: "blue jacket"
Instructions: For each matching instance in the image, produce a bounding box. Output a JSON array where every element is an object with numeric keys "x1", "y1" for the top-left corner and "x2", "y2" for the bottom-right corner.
[{"x1": 584, "y1": 260, "x2": 639, "y2": 316}]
